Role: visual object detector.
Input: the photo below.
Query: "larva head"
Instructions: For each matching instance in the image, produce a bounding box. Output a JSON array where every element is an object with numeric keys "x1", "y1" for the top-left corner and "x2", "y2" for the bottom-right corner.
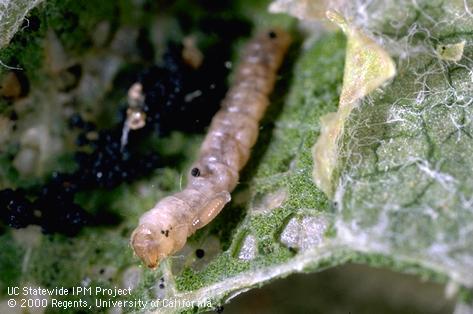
[{"x1": 131, "y1": 222, "x2": 187, "y2": 268}]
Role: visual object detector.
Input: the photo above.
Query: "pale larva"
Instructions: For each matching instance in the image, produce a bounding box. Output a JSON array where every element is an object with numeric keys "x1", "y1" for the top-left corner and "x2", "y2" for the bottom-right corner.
[
  {"x1": 126, "y1": 82, "x2": 147, "y2": 130},
  {"x1": 121, "y1": 82, "x2": 147, "y2": 150},
  {"x1": 131, "y1": 29, "x2": 291, "y2": 268}
]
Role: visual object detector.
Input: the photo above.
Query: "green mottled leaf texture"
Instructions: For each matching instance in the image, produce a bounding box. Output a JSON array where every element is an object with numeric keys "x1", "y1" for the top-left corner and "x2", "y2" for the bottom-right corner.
[{"x1": 334, "y1": 0, "x2": 473, "y2": 287}]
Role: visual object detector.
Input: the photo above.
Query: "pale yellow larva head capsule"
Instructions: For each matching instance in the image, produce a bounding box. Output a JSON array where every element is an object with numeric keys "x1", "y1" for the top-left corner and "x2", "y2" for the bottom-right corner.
[
  {"x1": 131, "y1": 196, "x2": 194, "y2": 268},
  {"x1": 131, "y1": 224, "x2": 167, "y2": 268},
  {"x1": 130, "y1": 224, "x2": 180, "y2": 268}
]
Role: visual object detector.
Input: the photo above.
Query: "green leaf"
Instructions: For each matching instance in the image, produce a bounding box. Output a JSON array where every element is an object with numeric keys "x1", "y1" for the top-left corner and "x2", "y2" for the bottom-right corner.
[{"x1": 334, "y1": 0, "x2": 473, "y2": 288}]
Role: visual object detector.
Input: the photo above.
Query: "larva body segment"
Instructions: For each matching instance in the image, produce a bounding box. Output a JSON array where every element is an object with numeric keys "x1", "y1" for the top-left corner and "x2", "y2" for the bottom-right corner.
[
  {"x1": 191, "y1": 191, "x2": 232, "y2": 230},
  {"x1": 131, "y1": 28, "x2": 291, "y2": 268},
  {"x1": 222, "y1": 89, "x2": 269, "y2": 120}
]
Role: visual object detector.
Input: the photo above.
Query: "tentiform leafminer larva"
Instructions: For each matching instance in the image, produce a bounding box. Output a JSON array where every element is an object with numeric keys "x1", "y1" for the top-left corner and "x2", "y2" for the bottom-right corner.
[{"x1": 131, "y1": 29, "x2": 291, "y2": 268}]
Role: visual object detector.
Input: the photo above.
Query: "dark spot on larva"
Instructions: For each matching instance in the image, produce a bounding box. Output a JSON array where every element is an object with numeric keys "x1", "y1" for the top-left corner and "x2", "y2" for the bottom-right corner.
[
  {"x1": 442, "y1": 46, "x2": 446, "y2": 51},
  {"x1": 195, "y1": 248, "x2": 205, "y2": 258},
  {"x1": 159, "y1": 283, "x2": 165, "y2": 289},
  {"x1": 160, "y1": 229, "x2": 169, "y2": 237},
  {"x1": 268, "y1": 31, "x2": 277, "y2": 39},
  {"x1": 191, "y1": 167, "x2": 200, "y2": 177},
  {"x1": 99, "y1": 268, "x2": 105, "y2": 274},
  {"x1": 215, "y1": 306, "x2": 224, "y2": 313}
]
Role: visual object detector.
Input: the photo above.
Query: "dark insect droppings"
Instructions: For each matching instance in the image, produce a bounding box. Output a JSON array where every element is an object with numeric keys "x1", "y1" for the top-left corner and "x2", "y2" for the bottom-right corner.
[
  {"x1": 195, "y1": 248, "x2": 205, "y2": 258},
  {"x1": 10, "y1": 111, "x2": 18, "y2": 121},
  {"x1": 191, "y1": 167, "x2": 200, "y2": 177}
]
